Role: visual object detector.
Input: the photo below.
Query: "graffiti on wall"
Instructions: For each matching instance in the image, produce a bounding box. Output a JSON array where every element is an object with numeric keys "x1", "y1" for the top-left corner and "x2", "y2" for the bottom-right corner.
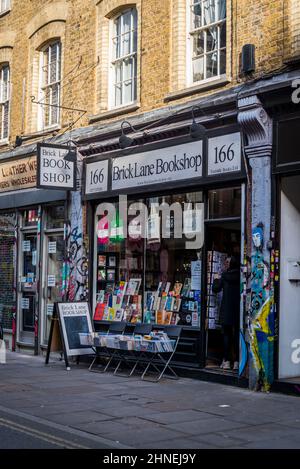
[
  {"x1": 66, "y1": 191, "x2": 88, "y2": 301},
  {"x1": 248, "y1": 223, "x2": 275, "y2": 391}
]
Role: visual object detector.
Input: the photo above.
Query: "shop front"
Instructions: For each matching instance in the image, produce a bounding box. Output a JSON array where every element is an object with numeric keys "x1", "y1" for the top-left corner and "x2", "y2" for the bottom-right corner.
[
  {"x1": 273, "y1": 111, "x2": 300, "y2": 387},
  {"x1": 84, "y1": 128, "x2": 247, "y2": 377},
  {"x1": 0, "y1": 153, "x2": 68, "y2": 354}
]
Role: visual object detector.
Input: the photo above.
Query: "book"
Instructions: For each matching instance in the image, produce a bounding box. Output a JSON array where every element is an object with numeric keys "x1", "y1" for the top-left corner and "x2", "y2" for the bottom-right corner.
[
  {"x1": 107, "y1": 269, "x2": 115, "y2": 281},
  {"x1": 165, "y1": 296, "x2": 175, "y2": 311},
  {"x1": 173, "y1": 298, "x2": 181, "y2": 312},
  {"x1": 98, "y1": 269, "x2": 106, "y2": 281},
  {"x1": 102, "y1": 306, "x2": 110, "y2": 320},
  {"x1": 105, "y1": 282, "x2": 115, "y2": 294},
  {"x1": 98, "y1": 255, "x2": 106, "y2": 267},
  {"x1": 126, "y1": 278, "x2": 141, "y2": 295},
  {"x1": 115, "y1": 309, "x2": 124, "y2": 321},
  {"x1": 170, "y1": 312, "x2": 180, "y2": 325},
  {"x1": 173, "y1": 282, "x2": 183, "y2": 296},
  {"x1": 96, "y1": 290, "x2": 105, "y2": 303},
  {"x1": 93, "y1": 303, "x2": 106, "y2": 321},
  {"x1": 163, "y1": 311, "x2": 172, "y2": 325},
  {"x1": 155, "y1": 310, "x2": 165, "y2": 325},
  {"x1": 108, "y1": 308, "x2": 116, "y2": 321},
  {"x1": 108, "y1": 256, "x2": 116, "y2": 267},
  {"x1": 181, "y1": 278, "x2": 191, "y2": 297}
]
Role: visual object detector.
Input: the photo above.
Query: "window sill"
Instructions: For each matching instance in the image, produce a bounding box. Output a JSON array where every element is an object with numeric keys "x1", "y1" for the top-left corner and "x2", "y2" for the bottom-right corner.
[
  {"x1": 89, "y1": 103, "x2": 140, "y2": 123},
  {"x1": 21, "y1": 125, "x2": 61, "y2": 141},
  {"x1": 0, "y1": 139, "x2": 9, "y2": 148},
  {"x1": 164, "y1": 76, "x2": 230, "y2": 102},
  {"x1": 0, "y1": 8, "x2": 11, "y2": 18}
]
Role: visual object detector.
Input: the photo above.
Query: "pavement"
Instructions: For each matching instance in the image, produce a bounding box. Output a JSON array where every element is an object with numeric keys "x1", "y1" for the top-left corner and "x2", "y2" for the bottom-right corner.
[{"x1": 1, "y1": 351, "x2": 300, "y2": 449}]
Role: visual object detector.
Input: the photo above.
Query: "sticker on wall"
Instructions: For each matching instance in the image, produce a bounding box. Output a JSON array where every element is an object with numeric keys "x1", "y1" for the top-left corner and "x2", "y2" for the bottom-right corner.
[
  {"x1": 191, "y1": 260, "x2": 202, "y2": 291},
  {"x1": 32, "y1": 250, "x2": 37, "y2": 266},
  {"x1": 22, "y1": 240, "x2": 31, "y2": 252},
  {"x1": 48, "y1": 242, "x2": 57, "y2": 254},
  {"x1": 47, "y1": 303, "x2": 54, "y2": 316},
  {"x1": 47, "y1": 275, "x2": 56, "y2": 287},
  {"x1": 21, "y1": 298, "x2": 30, "y2": 310}
]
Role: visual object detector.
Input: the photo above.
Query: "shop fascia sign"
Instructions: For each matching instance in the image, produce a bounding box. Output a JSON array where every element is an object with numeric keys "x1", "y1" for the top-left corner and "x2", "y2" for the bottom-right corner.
[
  {"x1": 37, "y1": 143, "x2": 76, "y2": 191},
  {"x1": 84, "y1": 131, "x2": 242, "y2": 196}
]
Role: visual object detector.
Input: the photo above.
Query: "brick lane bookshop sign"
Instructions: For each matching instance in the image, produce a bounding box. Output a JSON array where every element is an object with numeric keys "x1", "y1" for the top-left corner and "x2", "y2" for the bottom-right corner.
[
  {"x1": 0, "y1": 156, "x2": 37, "y2": 193},
  {"x1": 37, "y1": 143, "x2": 76, "y2": 190}
]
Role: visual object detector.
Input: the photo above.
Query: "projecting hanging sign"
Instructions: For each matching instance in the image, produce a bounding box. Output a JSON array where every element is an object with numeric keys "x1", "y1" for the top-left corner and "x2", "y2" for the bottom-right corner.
[
  {"x1": 207, "y1": 132, "x2": 242, "y2": 176},
  {"x1": 37, "y1": 143, "x2": 76, "y2": 191},
  {"x1": 111, "y1": 140, "x2": 203, "y2": 191}
]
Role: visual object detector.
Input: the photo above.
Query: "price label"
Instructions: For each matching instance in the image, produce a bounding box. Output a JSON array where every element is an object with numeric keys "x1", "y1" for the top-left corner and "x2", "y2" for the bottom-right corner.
[
  {"x1": 85, "y1": 160, "x2": 109, "y2": 194},
  {"x1": 208, "y1": 133, "x2": 241, "y2": 176}
]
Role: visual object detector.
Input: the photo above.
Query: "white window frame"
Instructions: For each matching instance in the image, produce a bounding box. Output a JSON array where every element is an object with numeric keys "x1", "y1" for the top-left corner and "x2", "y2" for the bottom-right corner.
[
  {"x1": 187, "y1": 0, "x2": 226, "y2": 86},
  {"x1": 0, "y1": 0, "x2": 10, "y2": 14},
  {"x1": 38, "y1": 41, "x2": 61, "y2": 131},
  {"x1": 109, "y1": 8, "x2": 137, "y2": 109},
  {"x1": 0, "y1": 64, "x2": 10, "y2": 142}
]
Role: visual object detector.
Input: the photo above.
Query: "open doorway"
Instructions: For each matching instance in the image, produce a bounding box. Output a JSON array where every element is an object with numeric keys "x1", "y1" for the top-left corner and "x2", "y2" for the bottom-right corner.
[
  {"x1": 279, "y1": 175, "x2": 300, "y2": 382},
  {"x1": 205, "y1": 221, "x2": 241, "y2": 375}
]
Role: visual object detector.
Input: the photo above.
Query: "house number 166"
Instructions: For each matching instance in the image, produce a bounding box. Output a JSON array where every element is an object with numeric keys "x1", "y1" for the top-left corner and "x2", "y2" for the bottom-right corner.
[{"x1": 214, "y1": 143, "x2": 235, "y2": 164}]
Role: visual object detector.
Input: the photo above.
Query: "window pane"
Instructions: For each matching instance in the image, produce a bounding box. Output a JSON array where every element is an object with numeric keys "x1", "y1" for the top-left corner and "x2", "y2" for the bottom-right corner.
[
  {"x1": 208, "y1": 188, "x2": 241, "y2": 219},
  {"x1": 123, "y1": 57, "x2": 133, "y2": 81},
  {"x1": 115, "y1": 61, "x2": 122, "y2": 84},
  {"x1": 206, "y1": 52, "x2": 218, "y2": 77},
  {"x1": 191, "y1": 1, "x2": 202, "y2": 29},
  {"x1": 115, "y1": 84, "x2": 122, "y2": 107},
  {"x1": 123, "y1": 80, "x2": 133, "y2": 104},
  {"x1": 193, "y1": 32, "x2": 205, "y2": 56},
  {"x1": 3, "y1": 101, "x2": 9, "y2": 138},
  {"x1": 220, "y1": 49, "x2": 226, "y2": 74},
  {"x1": 207, "y1": 26, "x2": 218, "y2": 52},
  {"x1": 46, "y1": 204, "x2": 65, "y2": 229},
  {"x1": 220, "y1": 22, "x2": 226, "y2": 49},
  {"x1": 193, "y1": 56, "x2": 204, "y2": 82},
  {"x1": 122, "y1": 32, "x2": 131, "y2": 56},
  {"x1": 203, "y1": 0, "x2": 216, "y2": 25},
  {"x1": 217, "y1": 0, "x2": 226, "y2": 20}
]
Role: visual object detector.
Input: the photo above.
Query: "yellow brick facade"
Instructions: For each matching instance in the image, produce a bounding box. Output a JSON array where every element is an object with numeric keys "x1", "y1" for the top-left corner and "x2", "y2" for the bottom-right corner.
[{"x1": 0, "y1": 0, "x2": 299, "y2": 149}]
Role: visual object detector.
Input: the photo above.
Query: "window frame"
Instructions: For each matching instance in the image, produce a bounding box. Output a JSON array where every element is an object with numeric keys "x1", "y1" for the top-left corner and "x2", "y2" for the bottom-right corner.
[
  {"x1": 109, "y1": 7, "x2": 138, "y2": 110},
  {"x1": 187, "y1": 0, "x2": 227, "y2": 87},
  {"x1": 0, "y1": 0, "x2": 10, "y2": 15},
  {"x1": 38, "y1": 40, "x2": 62, "y2": 131},
  {"x1": 0, "y1": 63, "x2": 10, "y2": 142}
]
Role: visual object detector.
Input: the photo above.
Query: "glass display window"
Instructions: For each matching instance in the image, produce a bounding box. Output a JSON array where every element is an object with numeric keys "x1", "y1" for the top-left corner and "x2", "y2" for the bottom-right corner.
[
  {"x1": 208, "y1": 187, "x2": 241, "y2": 219},
  {"x1": 21, "y1": 208, "x2": 39, "y2": 227},
  {"x1": 45, "y1": 204, "x2": 65, "y2": 229},
  {"x1": 94, "y1": 191, "x2": 204, "y2": 328}
]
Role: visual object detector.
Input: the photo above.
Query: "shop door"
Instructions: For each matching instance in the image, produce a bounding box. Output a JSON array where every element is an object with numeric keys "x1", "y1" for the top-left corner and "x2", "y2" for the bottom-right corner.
[
  {"x1": 41, "y1": 233, "x2": 65, "y2": 345},
  {"x1": 18, "y1": 232, "x2": 38, "y2": 345}
]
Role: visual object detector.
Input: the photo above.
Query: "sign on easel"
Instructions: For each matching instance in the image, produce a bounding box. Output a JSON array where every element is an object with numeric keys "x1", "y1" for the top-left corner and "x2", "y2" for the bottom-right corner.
[{"x1": 45, "y1": 302, "x2": 94, "y2": 369}]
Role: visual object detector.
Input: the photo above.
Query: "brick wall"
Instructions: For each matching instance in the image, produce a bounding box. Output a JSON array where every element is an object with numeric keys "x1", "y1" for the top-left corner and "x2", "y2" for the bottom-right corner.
[{"x1": 0, "y1": 0, "x2": 296, "y2": 149}]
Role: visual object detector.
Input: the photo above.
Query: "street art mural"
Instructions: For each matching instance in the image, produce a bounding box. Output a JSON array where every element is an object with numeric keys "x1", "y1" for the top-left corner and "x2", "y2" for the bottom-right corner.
[
  {"x1": 249, "y1": 223, "x2": 275, "y2": 391},
  {"x1": 66, "y1": 191, "x2": 88, "y2": 301}
]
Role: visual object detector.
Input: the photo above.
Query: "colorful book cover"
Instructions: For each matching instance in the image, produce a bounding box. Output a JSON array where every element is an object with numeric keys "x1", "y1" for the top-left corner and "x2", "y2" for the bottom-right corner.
[
  {"x1": 115, "y1": 309, "x2": 124, "y2": 321},
  {"x1": 144, "y1": 310, "x2": 152, "y2": 324},
  {"x1": 108, "y1": 308, "x2": 116, "y2": 321},
  {"x1": 155, "y1": 310, "x2": 165, "y2": 325},
  {"x1": 107, "y1": 269, "x2": 115, "y2": 281},
  {"x1": 173, "y1": 282, "x2": 183, "y2": 296},
  {"x1": 93, "y1": 303, "x2": 105, "y2": 321},
  {"x1": 98, "y1": 255, "x2": 106, "y2": 267},
  {"x1": 108, "y1": 256, "x2": 116, "y2": 267},
  {"x1": 165, "y1": 296, "x2": 174, "y2": 311},
  {"x1": 159, "y1": 296, "x2": 167, "y2": 310},
  {"x1": 163, "y1": 311, "x2": 172, "y2": 325},
  {"x1": 181, "y1": 278, "x2": 191, "y2": 297},
  {"x1": 126, "y1": 278, "x2": 141, "y2": 295},
  {"x1": 105, "y1": 282, "x2": 115, "y2": 294},
  {"x1": 98, "y1": 269, "x2": 106, "y2": 281},
  {"x1": 102, "y1": 306, "x2": 110, "y2": 320},
  {"x1": 173, "y1": 298, "x2": 182, "y2": 312}
]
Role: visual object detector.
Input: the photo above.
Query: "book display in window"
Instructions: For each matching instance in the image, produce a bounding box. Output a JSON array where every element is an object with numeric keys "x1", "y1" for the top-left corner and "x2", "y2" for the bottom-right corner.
[{"x1": 206, "y1": 250, "x2": 228, "y2": 329}]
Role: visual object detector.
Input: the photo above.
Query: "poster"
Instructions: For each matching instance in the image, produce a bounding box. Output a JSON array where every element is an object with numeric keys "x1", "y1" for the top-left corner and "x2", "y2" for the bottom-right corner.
[
  {"x1": 48, "y1": 242, "x2": 57, "y2": 254},
  {"x1": 32, "y1": 250, "x2": 37, "y2": 266},
  {"x1": 48, "y1": 275, "x2": 56, "y2": 287},
  {"x1": 47, "y1": 303, "x2": 54, "y2": 316},
  {"x1": 191, "y1": 260, "x2": 202, "y2": 291},
  {"x1": 21, "y1": 298, "x2": 30, "y2": 309},
  {"x1": 57, "y1": 302, "x2": 94, "y2": 356}
]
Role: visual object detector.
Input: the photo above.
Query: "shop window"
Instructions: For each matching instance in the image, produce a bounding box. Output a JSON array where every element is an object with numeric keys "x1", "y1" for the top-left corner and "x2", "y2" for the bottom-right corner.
[
  {"x1": 0, "y1": 212, "x2": 16, "y2": 331},
  {"x1": 0, "y1": 64, "x2": 10, "y2": 141},
  {"x1": 45, "y1": 204, "x2": 65, "y2": 229},
  {"x1": 22, "y1": 209, "x2": 39, "y2": 227},
  {"x1": 110, "y1": 8, "x2": 137, "y2": 108},
  {"x1": 208, "y1": 187, "x2": 241, "y2": 219},
  {"x1": 188, "y1": 0, "x2": 226, "y2": 84},
  {"x1": 94, "y1": 191, "x2": 203, "y2": 328},
  {"x1": 38, "y1": 41, "x2": 61, "y2": 129}
]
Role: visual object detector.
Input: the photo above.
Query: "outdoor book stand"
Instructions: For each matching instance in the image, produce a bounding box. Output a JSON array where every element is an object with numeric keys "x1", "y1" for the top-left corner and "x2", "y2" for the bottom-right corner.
[{"x1": 89, "y1": 321, "x2": 126, "y2": 373}]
